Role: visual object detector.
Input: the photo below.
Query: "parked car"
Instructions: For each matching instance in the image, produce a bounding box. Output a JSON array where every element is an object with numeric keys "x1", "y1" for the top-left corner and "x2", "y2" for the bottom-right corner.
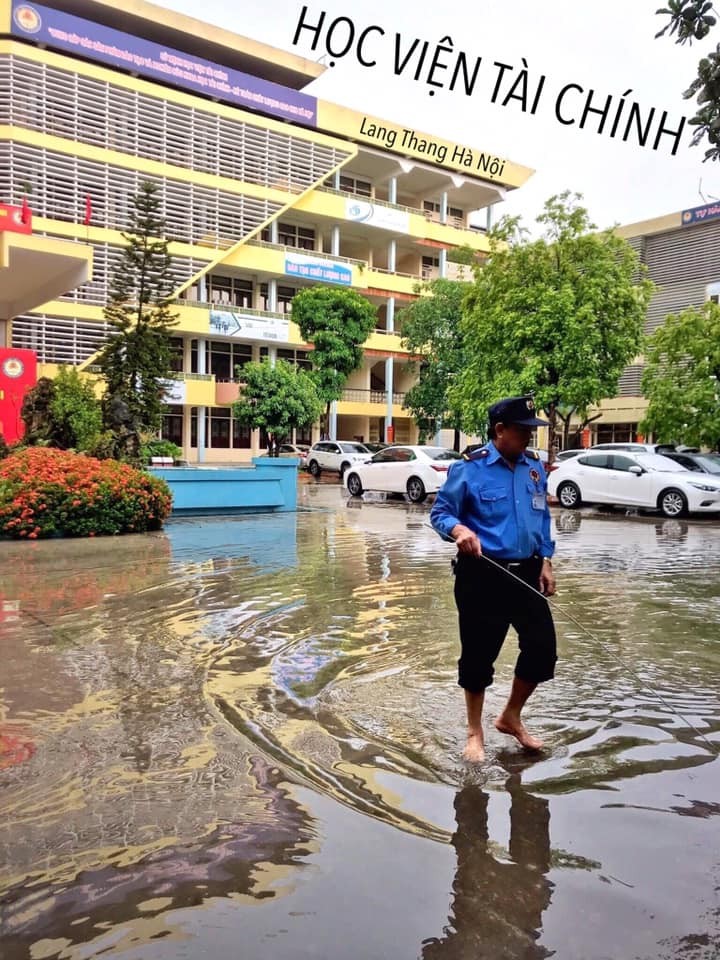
[
  {"x1": 363, "y1": 441, "x2": 390, "y2": 454},
  {"x1": 344, "y1": 445, "x2": 462, "y2": 503},
  {"x1": 277, "y1": 443, "x2": 309, "y2": 468},
  {"x1": 589, "y1": 442, "x2": 680, "y2": 454},
  {"x1": 306, "y1": 441, "x2": 372, "y2": 477},
  {"x1": 555, "y1": 449, "x2": 584, "y2": 462},
  {"x1": 547, "y1": 450, "x2": 720, "y2": 518},
  {"x1": 661, "y1": 451, "x2": 720, "y2": 475}
]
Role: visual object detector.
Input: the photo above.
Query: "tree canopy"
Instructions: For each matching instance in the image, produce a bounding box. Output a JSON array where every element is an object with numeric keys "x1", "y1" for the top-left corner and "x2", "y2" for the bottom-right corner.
[
  {"x1": 656, "y1": 0, "x2": 720, "y2": 160},
  {"x1": 398, "y1": 278, "x2": 466, "y2": 446},
  {"x1": 450, "y1": 192, "x2": 654, "y2": 455},
  {"x1": 97, "y1": 181, "x2": 178, "y2": 435},
  {"x1": 641, "y1": 301, "x2": 720, "y2": 448},
  {"x1": 232, "y1": 359, "x2": 323, "y2": 450},
  {"x1": 291, "y1": 286, "x2": 377, "y2": 428}
]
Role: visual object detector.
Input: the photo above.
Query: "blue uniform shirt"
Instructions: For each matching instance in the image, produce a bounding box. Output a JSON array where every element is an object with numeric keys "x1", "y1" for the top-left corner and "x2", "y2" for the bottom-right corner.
[{"x1": 430, "y1": 442, "x2": 555, "y2": 560}]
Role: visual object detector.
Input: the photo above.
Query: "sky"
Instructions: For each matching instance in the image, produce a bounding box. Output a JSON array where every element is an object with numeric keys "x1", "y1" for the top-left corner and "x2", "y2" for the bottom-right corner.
[{"x1": 155, "y1": 0, "x2": 717, "y2": 231}]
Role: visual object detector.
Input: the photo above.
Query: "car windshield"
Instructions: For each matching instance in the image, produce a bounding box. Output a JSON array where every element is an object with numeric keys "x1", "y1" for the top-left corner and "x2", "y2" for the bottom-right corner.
[
  {"x1": 635, "y1": 453, "x2": 687, "y2": 472},
  {"x1": 339, "y1": 442, "x2": 369, "y2": 453},
  {"x1": 421, "y1": 447, "x2": 462, "y2": 460},
  {"x1": 693, "y1": 454, "x2": 720, "y2": 474}
]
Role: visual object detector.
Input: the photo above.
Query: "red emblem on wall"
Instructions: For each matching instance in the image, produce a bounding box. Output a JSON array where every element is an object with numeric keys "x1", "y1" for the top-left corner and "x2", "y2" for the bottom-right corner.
[
  {"x1": 0, "y1": 202, "x2": 32, "y2": 235},
  {"x1": 0, "y1": 347, "x2": 37, "y2": 443}
]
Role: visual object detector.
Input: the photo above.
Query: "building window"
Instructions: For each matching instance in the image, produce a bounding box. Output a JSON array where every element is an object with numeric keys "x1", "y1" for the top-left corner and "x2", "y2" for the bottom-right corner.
[
  {"x1": 192, "y1": 340, "x2": 253, "y2": 379},
  {"x1": 260, "y1": 284, "x2": 296, "y2": 313},
  {"x1": 422, "y1": 255, "x2": 440, "y2": 279},
  {"x1": 339, "y1": 174, "x2": 372, "y2": 197},
  {"x1": 190, "y1": 406, "x2": 253, "y2": 448},
  {"x1": 161, "y1": 405, "x2": 183, "y2": 446},
  {"x1": 261, "y1": 222, "x2": 315, "y2": 249},
  {"x1": 594, "y1": 423, "x2": 638, "y2": 444},
  {"x1": 423, "y1": 200, "x2": 464, "y2": 223},
  {"x1": 169, "y1": 337, "x2": 184, "y2": 373},
  {"x1": 208, "y1": 275, "x2": 253, "y2": 307},
  {"x1": 706, "y1": 281, "x2": 720, "y2": 304}
]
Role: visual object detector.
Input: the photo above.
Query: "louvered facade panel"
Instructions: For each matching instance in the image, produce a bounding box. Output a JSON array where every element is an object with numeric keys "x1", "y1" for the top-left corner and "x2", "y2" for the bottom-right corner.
[
  {"x1": 616, "y1": 364, "x2": 644, "y2": 397},
  {"x1": 644, "y1": 222, "x2": 720, "y2": 284},
  {"x1": 644, "y1": 279, "x2": 707, "y2": 334}
]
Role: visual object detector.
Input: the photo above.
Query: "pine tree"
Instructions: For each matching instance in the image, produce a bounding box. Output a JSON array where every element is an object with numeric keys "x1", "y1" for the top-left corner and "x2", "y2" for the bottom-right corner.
[{"x1": 98, "y1": 181, "x2": 178, "y2": 435}]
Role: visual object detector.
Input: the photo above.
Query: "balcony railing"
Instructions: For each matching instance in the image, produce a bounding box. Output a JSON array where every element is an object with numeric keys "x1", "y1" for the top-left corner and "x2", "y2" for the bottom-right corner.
[
  {"x1": 341, "y1": 388, "x2": 407, "y2": 405},
  {"x1": 175, "y1": 298, "x2": 289, "y2": 320},
  {"x1": 247, "y1": 239, "x2": 367, "y2": 268}
]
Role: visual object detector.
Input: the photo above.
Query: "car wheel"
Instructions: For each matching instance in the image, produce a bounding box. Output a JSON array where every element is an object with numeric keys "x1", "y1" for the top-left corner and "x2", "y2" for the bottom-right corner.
[
  {"x1": 339, "y1": 461, "x2": 351, "y2": 478},
  {"x1": 406, "y1": 476, "x2": 427, "y2": 503},
  {"x1": 308, "y1": 459, "x2": 321, "y2": 477},
  {"x1": 557, "y1": 481, "x2": 582, "y2": 509},
  {"x1": 347, "y1": 473, "x2": 363, "y2": 497},
  {"x1": 658, "y1": 488, "x2": 688, "y2": 518}
]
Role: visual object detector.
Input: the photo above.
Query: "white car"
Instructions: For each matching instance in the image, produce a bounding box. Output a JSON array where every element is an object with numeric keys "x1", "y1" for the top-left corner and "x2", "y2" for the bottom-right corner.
[
  {"x1": 306, "y1": 440, "x2": 372, "y2": 477},
  {"x1": 344, "y1": 445, "x2": 461, "y2": 503},
  {"x1": 547, "y1": 450, "x2": 720, "y2": 518},
  {"x1": 277, "y1": 443, "x2": 309, "y2": 468}
]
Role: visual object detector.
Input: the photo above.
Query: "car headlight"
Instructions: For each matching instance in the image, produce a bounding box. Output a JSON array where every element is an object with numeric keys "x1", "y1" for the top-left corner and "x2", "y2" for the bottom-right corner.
[{"x1": 688, "y1": 482, "x2": 720, "y2": 492}]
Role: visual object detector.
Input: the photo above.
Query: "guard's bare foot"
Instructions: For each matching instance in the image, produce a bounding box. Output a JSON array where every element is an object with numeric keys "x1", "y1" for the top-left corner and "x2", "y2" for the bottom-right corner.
[
  {"x1": 494, "y1": 715, "x2": 544, "y2": 751},
  {"x1": 462, "y1": 732, "x2": 486, "y2": 762}
]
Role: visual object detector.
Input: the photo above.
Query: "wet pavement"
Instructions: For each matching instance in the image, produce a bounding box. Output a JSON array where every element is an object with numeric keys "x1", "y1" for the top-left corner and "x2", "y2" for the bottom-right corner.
[{"x1": 1, "y1": 479, "x2": 719, "y2": 959}]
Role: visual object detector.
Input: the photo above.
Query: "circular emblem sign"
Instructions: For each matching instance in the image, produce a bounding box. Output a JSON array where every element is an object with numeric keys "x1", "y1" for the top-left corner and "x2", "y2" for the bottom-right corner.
[
  {"x1": 13, "y1": 4, "x2": 42, "y2": 33},
  {"x1": 2, "y1": 357, "x2": 25, "y2": 379}
]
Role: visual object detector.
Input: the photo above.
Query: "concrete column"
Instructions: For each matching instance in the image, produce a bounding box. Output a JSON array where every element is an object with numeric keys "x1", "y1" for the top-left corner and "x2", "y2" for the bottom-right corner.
[
  {"x1": 439, "y1": 248, "x2": 447, "y2": 279},
  {"x1": 331, "y1": 225, "x2": 340, "y2": 257},
  {"x1": 388, "y1": 239, "x2": 396, "y2": 273},
  {"x1": 386, "y1": 297, "x2": 395, "y2": 334},
  {"x1": 486, "y1": 204, "x2": 494, "y2": 231},
  {"x1": 182, "y1": 405, "x2": 192, "y2": 461},
  {"x1": 385, "y1": 356, "x2": 394, "y2": 440},
  {"x1": 268, "y1": 279, "x2": 277, "y2": 312},
  {"x1": 199, "y1": 275, "x2": 207, "y2": 303},
  {"x1": 440, "y1": 192, "x2": 448, "y2": 225},
  {"x1": 329, "y1": 400, "x2": 338, "y2": 440},
  {"x1": 269, "y1": 220, "x2": 279, "y2": 244},
  {"x1": 183, "y1": 336, "x2": 192, "y2": 373},
  {"x1": 388, "y1": 176, "x2": 397, "y2": 204},
  {"x1": 333, "y1": 170, "x2": 340, "y2": 189},
  {"x1": 268, "y1": 345, "x2": 277, "y2": 368},
  {"x1": 196, "y1": 338, "x2": 207, "y2": 463}
]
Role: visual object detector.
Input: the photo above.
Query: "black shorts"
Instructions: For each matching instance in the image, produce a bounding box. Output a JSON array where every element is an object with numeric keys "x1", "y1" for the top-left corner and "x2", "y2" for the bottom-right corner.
[{"x1": 453, "y1": 554, "x2": 557, "y2": 692}]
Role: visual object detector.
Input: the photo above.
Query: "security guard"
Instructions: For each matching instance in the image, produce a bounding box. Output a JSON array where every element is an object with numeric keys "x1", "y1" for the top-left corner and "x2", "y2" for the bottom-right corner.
[{"x1": 430, "y1": 395, "x2": 557, "y2": 762}]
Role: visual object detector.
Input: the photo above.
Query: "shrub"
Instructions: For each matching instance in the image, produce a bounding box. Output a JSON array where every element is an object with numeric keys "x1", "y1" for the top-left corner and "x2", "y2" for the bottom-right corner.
[
  {"x1": 0, "y1": 447, "x2": 172, "y2": 539},
  {"x1": 140, "y1": 438, "x2": 183, "y2": 462}
]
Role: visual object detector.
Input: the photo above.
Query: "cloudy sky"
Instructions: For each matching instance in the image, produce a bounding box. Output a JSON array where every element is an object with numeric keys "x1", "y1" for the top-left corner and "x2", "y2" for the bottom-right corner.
[{"x1": 157, "y1": 0, "x2": 716, "y2": 231}]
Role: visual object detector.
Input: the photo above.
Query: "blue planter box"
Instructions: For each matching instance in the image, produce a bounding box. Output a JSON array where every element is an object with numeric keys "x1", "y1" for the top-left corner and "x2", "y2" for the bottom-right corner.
[{"x1": 149, "y1": 457, "x2": 299, "y2": 514}]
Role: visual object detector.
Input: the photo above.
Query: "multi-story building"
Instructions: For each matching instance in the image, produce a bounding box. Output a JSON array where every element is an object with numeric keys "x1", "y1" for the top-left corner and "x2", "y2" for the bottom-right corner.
[
  {"x1": 583, "y1": 203, "x2": 720, "y2": 445},
  {"x1": 0, "y1": 0, "x2": 532, "y2": 462}
]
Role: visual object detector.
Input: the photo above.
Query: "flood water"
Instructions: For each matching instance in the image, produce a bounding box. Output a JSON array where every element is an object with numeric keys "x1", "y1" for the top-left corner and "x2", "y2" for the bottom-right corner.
[{"x1": 1, "y1": 481, "x2": 719, "y2": 959}]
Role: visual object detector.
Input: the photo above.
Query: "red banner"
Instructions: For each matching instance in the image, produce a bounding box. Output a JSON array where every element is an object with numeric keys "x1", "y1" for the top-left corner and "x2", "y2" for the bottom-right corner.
[
  {"x1": 0, "y1": 202, "x2": 32, "y2": 234},
  {"x1": 0, "y1": 348, "x2": 37, "y2": 443}
]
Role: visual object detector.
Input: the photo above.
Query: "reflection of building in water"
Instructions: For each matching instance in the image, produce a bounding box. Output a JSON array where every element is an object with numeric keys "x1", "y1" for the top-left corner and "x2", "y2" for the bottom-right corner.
[
  {"x1": 422, "y1": 779, "x2": 554, "y2": 960},
  {"x1": 2, "y1": 758, "x2": 316, "y2": 955}
]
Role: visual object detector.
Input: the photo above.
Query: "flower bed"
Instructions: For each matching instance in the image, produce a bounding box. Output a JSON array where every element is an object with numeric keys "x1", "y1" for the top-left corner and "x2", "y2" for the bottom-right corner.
[{"x1": 0, "y1": 448, "x2": 172, "y2": 539}]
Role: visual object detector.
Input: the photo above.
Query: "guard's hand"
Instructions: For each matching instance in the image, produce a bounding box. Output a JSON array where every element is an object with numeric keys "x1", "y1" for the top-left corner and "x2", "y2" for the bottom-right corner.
[
  {"x1": 451, "y1": 524, "x2": 482, "y2": 557},
  {"x1": 539, "y1": 562, "x2": 556, "y2": 597}
]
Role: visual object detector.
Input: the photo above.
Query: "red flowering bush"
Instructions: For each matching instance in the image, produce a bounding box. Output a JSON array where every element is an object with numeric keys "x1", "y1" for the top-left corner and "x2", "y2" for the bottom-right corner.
[{"x1": 0, "y1": 448, "x2": 172, "y2": 539}]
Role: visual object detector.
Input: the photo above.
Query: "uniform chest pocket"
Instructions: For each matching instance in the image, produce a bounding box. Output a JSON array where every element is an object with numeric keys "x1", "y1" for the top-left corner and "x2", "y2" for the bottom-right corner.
[{"x1": 478, "y1": 488, "x2": 508, "y2": 513}]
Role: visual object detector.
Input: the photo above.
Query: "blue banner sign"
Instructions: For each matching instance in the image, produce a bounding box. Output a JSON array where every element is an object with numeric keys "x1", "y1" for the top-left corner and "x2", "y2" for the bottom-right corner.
[
  {"x1": 681, "y1": 202, "x2": 720, "y2": 227},
  {"x1": 284, "y1": 253, "x2": 352, "y2": 285},
  {"x1": 11, "y1": 1, "x2": 316, "y2": 128}
]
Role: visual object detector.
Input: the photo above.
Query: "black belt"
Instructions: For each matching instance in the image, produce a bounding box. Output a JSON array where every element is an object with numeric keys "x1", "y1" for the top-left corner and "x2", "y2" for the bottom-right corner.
[{"x1": 483, "y1": 555, "x2": 539, "y2": 569}]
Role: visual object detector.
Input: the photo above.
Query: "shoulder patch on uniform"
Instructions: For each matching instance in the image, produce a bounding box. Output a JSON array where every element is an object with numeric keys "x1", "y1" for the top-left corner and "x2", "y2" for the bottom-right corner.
[
  {"x1": 526, "y1": 449, "x2": 540, "y2": 460},
  {"x1": 462, "y1": 447, "x2": 489, "y2": 462}
]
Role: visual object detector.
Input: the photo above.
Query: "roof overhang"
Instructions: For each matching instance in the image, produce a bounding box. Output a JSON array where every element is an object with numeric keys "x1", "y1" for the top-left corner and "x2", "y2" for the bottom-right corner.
[{"x1": 0, "y1": 233, "x2": 93, "y2": 320}]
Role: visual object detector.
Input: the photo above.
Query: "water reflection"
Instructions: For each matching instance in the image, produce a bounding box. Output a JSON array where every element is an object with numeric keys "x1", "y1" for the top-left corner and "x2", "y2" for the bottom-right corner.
[
  {"x1": 0, "y1": 493, "x2": 718, "y2": 959},
  {"x1": 422, "y1": 777, "x2": 555, "y2": 960}
]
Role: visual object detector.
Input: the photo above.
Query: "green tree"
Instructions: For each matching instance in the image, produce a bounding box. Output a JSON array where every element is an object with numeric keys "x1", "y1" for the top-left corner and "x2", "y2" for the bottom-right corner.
[
  {"x1": 656, "y1": 0, "x2": 720, "y2": 160},
  {"x1": 232, "y1": 359, "x2": 323, "y2": 452},
  {"x1": 399, "y1": 278, "x2": 466, "y2": 448},
  {"x1": 451, "y1": 192, "x2": 654, "y2": 457},
  {"x1": 291, "y1": 286, "x2": 377, "y2": 433},
  {"x1": 641, "y1": 301, "x2": 720, "y2": 448},
  {"x1": 50, "y1": 366, "x2": 103, "y2": 451},
  {"x1": 97, "y1": 181, "x2": 178, "y2": 435}
]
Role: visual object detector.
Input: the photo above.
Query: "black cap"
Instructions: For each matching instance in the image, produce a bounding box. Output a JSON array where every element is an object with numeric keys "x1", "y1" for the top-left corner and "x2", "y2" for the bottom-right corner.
[{"x1": 488, "y1": 395, "x2": 548, "y2": 427}]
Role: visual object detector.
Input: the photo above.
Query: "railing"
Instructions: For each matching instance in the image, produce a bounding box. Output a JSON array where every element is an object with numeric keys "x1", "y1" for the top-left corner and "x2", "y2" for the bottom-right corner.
[
  {"x1": 341, "y1": 388, "x2": 407, "y2": 404},
  {"x1": 370, "y1": 266, "x2": 421, "y2": 280},
  {"x1": 174, "y1": 299, "x2": 289, "y2": 321},
  {"x1": 246, "y1": 239, "x2": 367, "y2": 268},
  {"x1": 317, "y1": 185, "x2": 424, "y2": 217},
  {"x1": 172, "y1": 372, "x2": 214, "y2": 382}
]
